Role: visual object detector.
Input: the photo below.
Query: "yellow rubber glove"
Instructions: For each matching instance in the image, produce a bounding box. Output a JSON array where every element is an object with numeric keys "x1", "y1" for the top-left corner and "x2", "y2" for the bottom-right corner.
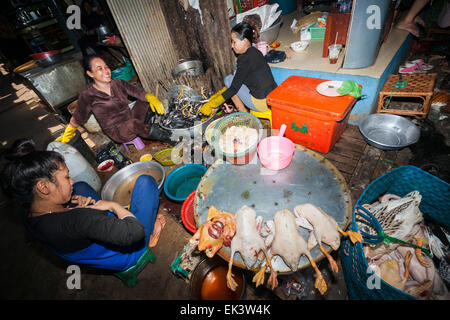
[
  {"x1": 145, "y1": 93, "x2": 165, "y2": 115},
  {"x1": 215, "y1": 86, "x2": 227, "y2": 96},
  {"x1": 199, "y1": 93, "x2": 225, "y2": 116},
  {"x1": 55, "y1": 125, "x2": 77, "y2": 143}
]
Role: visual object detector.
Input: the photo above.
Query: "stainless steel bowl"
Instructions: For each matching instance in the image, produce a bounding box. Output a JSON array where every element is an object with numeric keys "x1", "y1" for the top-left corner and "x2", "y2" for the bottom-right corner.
[
  {"x1": 260, "y1": 17, "x2": 282, "y2": 44},
  {"x1": 172, "y1": 60, "x2": 204, "y2": 78},
  {"x1": 359, "y1": 113, "x2": 420, "y2": 150},
  {"x1": 167, "y1": 85, "x2": 202, "y2": 102},
  {"x1": 160, "y1": 85, "x2": 215, "y2": 138},
  {"x1": 230, "y1": 17, "x2": 283, "y2": 45},
  {"x1": 36, "y1": 52, "x2": 62, "y2": 67},
  {"x1": 101, "y1": 161, "x2": 165, "y2": 206}
]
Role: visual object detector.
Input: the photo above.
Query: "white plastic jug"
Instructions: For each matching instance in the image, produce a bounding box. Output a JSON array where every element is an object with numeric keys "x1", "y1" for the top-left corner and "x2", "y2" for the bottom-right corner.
[{"x1": 47, "y1": 142, "x2": 101, "y2": 192}]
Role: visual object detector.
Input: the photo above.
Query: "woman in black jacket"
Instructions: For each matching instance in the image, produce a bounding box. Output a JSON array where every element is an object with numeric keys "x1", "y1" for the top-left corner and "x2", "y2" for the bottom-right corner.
[{"x1": 200, "y1": 22, "x2": 278, "y2": 115}]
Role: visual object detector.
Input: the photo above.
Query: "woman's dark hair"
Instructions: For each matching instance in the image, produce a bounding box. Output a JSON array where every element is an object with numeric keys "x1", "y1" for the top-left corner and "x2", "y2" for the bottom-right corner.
[
  {"x1": 83, "y1": 54, "x2": 104, "y2": 73},
  {"x1": 231, "y1": 22, "x2": 256, "y2": 44},
  {"x1": 1, "y1": 139, "x2": 65, "y2": 209},
  {"x1": 83, "y1": 54, "x2": 104, "y2": 84}
]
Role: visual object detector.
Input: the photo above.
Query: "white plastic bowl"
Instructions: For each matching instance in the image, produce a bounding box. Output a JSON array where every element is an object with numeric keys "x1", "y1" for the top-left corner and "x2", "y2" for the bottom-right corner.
[{"x1": 290, "y1": 40, "x2": 310, "y2": 52}]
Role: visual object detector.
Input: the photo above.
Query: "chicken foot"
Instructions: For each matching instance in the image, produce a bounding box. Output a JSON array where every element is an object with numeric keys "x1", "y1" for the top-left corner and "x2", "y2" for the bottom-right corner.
[
  {"x1": 319, "y1": 244, "x2": 339, "y2": 273},
  {"x1": 267, "y1": 252, "x2": 327, "y2": 295},
  {"x1": 338, "y1": 227, "x2": 363, "y2": 244},
  {"x1": 308, "y1": 253, "x2": 327, "y2": 295},
  {"x1": 414, "y1": 237, "x2": 431, "y2": 267},
  {"x1": 252, "y1": 249, "x2": 276, "y2": 288}
]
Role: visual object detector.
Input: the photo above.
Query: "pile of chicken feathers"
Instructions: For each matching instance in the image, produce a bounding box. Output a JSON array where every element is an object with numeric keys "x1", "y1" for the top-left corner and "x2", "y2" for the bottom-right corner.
[
  {"x1": 188, "y1": 203, "x2": 362, "y2": 296},
  {"x1": 357, "y1": 191, "x2": 450, "y2": 300}
]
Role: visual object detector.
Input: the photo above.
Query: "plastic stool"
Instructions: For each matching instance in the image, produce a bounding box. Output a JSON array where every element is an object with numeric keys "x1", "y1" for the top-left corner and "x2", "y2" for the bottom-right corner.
[
  {"x1": 250, "y1": 109, "x2": 272, "y2": 128},
  {"x1": 114, "y1": 247, "x2": 156, "y2": 287},
  {"x1": 122, "y1": 137, "x2": 145, "y2": 152}
]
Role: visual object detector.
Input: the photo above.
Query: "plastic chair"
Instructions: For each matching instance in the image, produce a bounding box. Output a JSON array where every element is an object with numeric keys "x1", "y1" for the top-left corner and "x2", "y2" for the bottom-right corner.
[
  {"x1": 250, "y1": 109, "x2": 272, "y2": 128},
  {"x1": 114, "y1": 247, "x2": 156, "y2": 287},
  {"x1": 122, "y1": 136, "x2": 145, "y2": 152}
]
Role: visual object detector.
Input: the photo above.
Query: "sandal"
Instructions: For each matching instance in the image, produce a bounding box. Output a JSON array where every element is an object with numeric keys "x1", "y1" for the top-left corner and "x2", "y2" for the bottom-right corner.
[{"x1": 399, "y1": 59, "x2": 434, "y2": 73}]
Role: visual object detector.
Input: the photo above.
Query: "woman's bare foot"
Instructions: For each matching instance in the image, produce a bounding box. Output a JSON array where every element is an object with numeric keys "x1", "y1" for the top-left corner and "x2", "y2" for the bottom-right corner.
[
  {"x1": 149, "y1": 214, "x2": 167, "y2": 247},
  {"x1": 396, "y1": 21, "x2": 420, "y2": 37}
]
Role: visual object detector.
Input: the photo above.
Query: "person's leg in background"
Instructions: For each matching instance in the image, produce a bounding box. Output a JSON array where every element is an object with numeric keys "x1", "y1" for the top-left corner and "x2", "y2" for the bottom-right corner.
[
  {"x1": 72, "y1": 181, "x2": 117, "y2": 218},
  {"x1": 129, "y1": 175, "x2": 166, "y2": 248},
  {"x1": 437, "y1": 0, "x2": 450, "y2": 28},
  {"x1": 224, "y1": 74, "x2": 262, "y2": 112},
  {"x1": 397, "y1": 0, "x2": 430, "y2": 36},
  {"x1": 77, "y1": 36, "x2": 90, "y2": 57},
  {"x1": 72, "y1": 181, "x2": 101, "y2": 201}
]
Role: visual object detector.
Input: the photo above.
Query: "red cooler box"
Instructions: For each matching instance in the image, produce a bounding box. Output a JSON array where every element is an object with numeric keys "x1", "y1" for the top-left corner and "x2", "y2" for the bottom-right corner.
[{"x1": 267, "y1": 76, "x2": 357, "y2": 153}]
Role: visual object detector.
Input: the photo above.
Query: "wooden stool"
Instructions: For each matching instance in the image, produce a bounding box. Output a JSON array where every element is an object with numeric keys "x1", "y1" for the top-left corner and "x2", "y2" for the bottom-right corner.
[{"x1": 376, "y1": 73, "x2": 437, "y2": 119}]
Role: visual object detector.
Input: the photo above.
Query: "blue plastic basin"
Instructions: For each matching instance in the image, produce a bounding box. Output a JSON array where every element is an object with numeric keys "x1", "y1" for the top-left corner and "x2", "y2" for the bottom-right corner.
[{"x1": 164, "y1": 163, "x2": 207, "y2": 201}]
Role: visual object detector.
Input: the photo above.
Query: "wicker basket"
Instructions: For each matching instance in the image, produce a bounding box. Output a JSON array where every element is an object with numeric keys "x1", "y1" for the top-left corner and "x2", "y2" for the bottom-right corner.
[
  {"x1": 211, "y1": 112, "x2": 263, "y2": 165},
  {"x1": 340, "y1": 165, "x2": 450, "y2": 300}
]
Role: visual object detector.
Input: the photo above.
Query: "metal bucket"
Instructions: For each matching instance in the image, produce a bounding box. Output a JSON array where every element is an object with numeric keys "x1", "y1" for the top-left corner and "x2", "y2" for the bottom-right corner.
[
  {"x1": 260, "y1": 17, "x2": 283, "y2": 45},
  {"x1": 101, "y1": 161, "x2": 165, "y2": 206},
  {"x1": 159, "y1": 85, "x2": 216, "y2": 138},
  {"x1": 172, "y1": 60, "x2": 204, "y2": 78}
]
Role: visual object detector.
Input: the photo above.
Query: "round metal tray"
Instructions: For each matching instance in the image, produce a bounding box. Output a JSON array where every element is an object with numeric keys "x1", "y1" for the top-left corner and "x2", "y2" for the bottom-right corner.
[
  {"x1": 193, "y1": 145, "x2": 352, "y2": 273},
  {"x1": 359, "y1": 113, "x2": 420, "y2": 150}
]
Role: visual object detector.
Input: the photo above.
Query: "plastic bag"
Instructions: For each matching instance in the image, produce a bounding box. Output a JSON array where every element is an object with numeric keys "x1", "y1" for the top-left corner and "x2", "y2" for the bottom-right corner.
[
  {"x1": 337, "y1": 80, "x2": 362, "y2": 98},
  {"x1": 236, "y1": 4, "x2": 282, "y2": 32}
]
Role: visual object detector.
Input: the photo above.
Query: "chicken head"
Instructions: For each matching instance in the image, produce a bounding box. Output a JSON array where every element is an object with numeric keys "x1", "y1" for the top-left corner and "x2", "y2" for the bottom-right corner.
[{"x1": 189, "y1": 206, "x2": 236, "y2": 258}]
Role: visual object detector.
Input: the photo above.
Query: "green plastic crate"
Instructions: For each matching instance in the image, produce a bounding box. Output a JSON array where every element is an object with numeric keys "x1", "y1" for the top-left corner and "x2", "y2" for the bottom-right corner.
[{"x1": 309, "y1": 22, "x2": 326, "y2": 40}]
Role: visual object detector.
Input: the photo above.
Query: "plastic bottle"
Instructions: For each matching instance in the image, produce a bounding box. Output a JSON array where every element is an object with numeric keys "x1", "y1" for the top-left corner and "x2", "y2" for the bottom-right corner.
[{"x1": 47, "y1": 142, "x2": 101, "y2": 192}]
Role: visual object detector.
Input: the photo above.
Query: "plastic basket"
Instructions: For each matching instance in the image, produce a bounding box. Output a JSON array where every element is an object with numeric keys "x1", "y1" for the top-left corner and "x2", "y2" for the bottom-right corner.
[
  {"x1": 211, "y1": 112, "x2": 263, "y2": 165},
  {"x1": 339, "y1": 165, "x2": 450, "y2": 300},
  {"x1": 181, "y1": 190, "x2": 197, "y2": 233},
  {"x1": 309, "y1": 22, "x2": 326, "y2": 40}
]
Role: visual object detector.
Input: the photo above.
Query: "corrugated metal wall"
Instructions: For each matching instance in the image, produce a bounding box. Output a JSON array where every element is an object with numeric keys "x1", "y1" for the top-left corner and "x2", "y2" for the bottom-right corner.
[{"x1": 106, "y1": 0, "x2": 178, "y2": 93}]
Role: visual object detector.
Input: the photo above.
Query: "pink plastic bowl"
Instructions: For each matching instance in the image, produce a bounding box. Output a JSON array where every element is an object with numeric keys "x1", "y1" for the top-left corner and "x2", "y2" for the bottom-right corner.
[{"x1": 257, "y1": 124, "x2": 295, "y2": 170}]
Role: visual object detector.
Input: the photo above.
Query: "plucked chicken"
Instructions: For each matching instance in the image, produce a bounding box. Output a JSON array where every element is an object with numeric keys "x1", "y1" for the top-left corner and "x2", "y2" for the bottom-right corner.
[
  {"x1": 293, "y1": 203, "x2": 363, "y2": 273},
  {"x1": 267, "y1": 209, "x2": 327, "y2": 295},
  {"x1": 226, "y1": 205, "x2": 274, "y2": 291}
]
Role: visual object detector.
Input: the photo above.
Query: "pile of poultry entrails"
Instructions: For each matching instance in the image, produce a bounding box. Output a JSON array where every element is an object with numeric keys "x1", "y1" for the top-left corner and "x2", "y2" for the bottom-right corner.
[
  {"x1": 357, "y1": 191, "x2": 450, "y2": 300},
  {"x1": 159, "y1": 87, "x2": 210, "y2": 129},
  {"x1": 188, "y1": 204, "x2": 363, "y2": 295}
]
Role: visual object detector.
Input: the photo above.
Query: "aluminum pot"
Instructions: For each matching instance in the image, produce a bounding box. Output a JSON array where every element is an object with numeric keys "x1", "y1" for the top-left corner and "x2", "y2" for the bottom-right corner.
[
  {"x1": 172, "y1": 60, "x2": 204, "y2": 78},
  {"x1": 359, "y1": 113, "x2": 420, "y2": 150},
  {"x1": 30, "y1": 50, "x2": 61, "y2": 60},
  {"x1": 30, "y1": 50, "x2": 62, "y2": 67},
  {"x1": 97, "y1": 24, "x2": 111, "y2": 36},
  {"x1": 159, "y1": 85, "x2": 216, "y2": 138},
  {"x1": 260, "y1": 17, "x2": 283, "y2": 44}
]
